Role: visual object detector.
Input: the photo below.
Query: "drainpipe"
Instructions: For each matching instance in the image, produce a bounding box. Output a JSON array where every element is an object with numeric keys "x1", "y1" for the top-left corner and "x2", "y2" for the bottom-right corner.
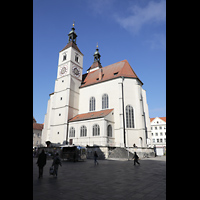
[
  {"x1": 121, "y1": 76, "x2": 126, "y2": 148},
  {"x1": 66, "y1": 121, "x2": 69, "y2": 145}
]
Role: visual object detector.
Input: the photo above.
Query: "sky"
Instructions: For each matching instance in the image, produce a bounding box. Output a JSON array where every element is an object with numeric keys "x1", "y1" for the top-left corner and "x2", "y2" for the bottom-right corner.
[{"x1": 33, "y1": 0, "x2": 166, "y2": 124}]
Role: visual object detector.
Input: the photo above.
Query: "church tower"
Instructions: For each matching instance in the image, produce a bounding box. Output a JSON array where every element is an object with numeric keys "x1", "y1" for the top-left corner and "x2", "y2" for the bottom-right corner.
[
  {"x1": 42, "y1": 23, "x2": 83, "y2": 145},
  {"x1": 87, "y1": 43, "x2": 102, "y2": 73}
]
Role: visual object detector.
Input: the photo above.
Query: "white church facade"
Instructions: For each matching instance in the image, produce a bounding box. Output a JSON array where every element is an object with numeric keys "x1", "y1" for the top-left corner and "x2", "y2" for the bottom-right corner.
[{"x1": 41, "y1": 24, "x2": 151, "y2": 148}]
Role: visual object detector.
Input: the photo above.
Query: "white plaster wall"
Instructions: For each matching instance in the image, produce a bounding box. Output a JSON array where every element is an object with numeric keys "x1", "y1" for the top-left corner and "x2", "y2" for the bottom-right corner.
[{"x1": 78, "y1": 77, "x2": 149, "y2": 147}]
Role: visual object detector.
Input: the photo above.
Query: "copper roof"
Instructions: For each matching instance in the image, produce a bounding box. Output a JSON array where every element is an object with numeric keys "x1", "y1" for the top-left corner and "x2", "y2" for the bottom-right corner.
[
  {"x1": 69, "y1": 109, "x2": 114, "y2": 122},
  {"x1": 81, "y1": 59, "x2": 142, "y2": 88}
]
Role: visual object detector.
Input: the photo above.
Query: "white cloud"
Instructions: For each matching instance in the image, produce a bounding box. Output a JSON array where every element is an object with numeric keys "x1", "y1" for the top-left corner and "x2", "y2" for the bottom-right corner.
[
  {"x1": 114, "y1": 0, "x2": 166, "y2": 34},
  {"x1": 86, "y1": 0, "x2": 116, "y2": 15}
]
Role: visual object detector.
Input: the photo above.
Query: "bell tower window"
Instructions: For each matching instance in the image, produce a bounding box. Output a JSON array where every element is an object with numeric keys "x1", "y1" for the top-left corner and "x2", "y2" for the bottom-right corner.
[
  {"x1": 75, "y1": 54, "x2": 79, "y2": 63},
  {"x1": 63, "y1": 54, "x2": 66, "y2": 61}
]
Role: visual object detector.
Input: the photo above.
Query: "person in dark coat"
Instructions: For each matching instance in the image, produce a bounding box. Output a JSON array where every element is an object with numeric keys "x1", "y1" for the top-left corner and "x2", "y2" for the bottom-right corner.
[
  {"x1": 133, "y1": 152, "x2": 140, "y2": 166},
  {"x1": 94, "y1": 151, "x2": 99, "y2": 165},
  {"x1": 52, "y1": 153, "x2": 62, "y2": 177},
  {"x1": 36, "y1": 149, "x2": 47, "y2": 178}
]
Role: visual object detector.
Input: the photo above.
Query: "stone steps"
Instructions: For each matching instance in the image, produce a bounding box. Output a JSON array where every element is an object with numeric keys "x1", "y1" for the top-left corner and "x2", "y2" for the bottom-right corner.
[{"x1": 108, "y1": 147, "x2": 134, "y2": 159}]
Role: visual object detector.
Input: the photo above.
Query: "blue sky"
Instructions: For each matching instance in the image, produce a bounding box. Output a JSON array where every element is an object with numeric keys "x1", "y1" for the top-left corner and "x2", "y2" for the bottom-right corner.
[{"x1": 33, "y1": 0, "x2": 166, "y2": 123}]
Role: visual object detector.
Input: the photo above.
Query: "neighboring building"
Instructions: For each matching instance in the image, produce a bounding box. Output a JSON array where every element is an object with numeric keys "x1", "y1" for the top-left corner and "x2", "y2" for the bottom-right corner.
[
  {"x1": 150, "y1": 117, "x2": 166, "y2": 155},
  {"x1": 41, "y1": 23, "x2": 151, "y2": 149},
  {"x1": 33, "y1": 117, "x2": 44, "y2": 147}
]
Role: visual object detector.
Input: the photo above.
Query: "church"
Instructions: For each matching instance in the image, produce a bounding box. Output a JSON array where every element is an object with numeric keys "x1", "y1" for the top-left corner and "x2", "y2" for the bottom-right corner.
[{"x1": 41, "y1": 23, "x2": 151, "y2": 149}]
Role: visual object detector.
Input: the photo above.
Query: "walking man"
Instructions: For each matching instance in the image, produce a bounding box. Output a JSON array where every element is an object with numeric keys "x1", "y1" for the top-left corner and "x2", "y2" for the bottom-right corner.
[
  {"x1": 52, "y1": 153, "x2": 62, "y2": 177},
  {"x1": 94, "y1": 151, "x2": 99, "y2": 165},
  {"x1": 133, "y1": 152, "x2": 140, "y2": 166},
  {"x1": 36, "y1": 149, "x2": 47, "y2": 178}
]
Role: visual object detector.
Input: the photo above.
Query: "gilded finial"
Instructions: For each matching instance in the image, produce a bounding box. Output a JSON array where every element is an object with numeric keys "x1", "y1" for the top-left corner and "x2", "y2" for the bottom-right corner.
[
  {"x1": 96, "y1": 42, "x2": 98, "y2": 48},
  {"x1": 73, "y1": 20, "x2": 75, "y2": 27}
]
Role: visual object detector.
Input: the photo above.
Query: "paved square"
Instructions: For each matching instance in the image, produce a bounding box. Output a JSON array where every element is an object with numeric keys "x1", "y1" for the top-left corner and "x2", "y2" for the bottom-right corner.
[{"x1": 33, "y1": 156, "x2": 166, "y2": 200}]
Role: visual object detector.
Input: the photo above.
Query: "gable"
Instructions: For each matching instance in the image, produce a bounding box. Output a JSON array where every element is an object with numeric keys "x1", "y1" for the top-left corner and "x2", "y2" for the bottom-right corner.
[{"x1": 150, "y1": 117, "x2": 166, "y2": 124}]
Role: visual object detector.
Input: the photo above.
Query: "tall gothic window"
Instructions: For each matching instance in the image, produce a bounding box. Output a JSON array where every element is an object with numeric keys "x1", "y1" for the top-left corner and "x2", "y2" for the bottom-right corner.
[
  {"x1": 69, "y1": 127, "x2": 75, "y2": 137},
  {"x1": 80, "y1": 125, "x2": 87, "y2": 137},
  {"x1": 89, "y1": 97, "x2": 96, "y2": 111},
  {"x1": 102, "y1": 94, "x2": 109, "y2": 109},
  {"x1": 93, "y1": 124, "x2": 100, "y2": 136},
  {"x1": 126, "y1": 105, "x2": 134, "y2": 128}
]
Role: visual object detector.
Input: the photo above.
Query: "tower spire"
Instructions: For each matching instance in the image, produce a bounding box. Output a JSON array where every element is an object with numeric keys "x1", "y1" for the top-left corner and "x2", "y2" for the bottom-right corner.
[
  {"x1": 87, "y1": 43, "x2": 102, "y2": 72},
  {"x1": 68, "y1": 21, "x2": 77, "y2": 44},
  {"x1": 93, "y1": 43, "x2": 101, "y2": 62}
]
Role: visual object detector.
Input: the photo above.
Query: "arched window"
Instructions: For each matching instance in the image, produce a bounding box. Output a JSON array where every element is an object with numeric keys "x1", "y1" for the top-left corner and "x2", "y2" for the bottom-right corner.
[
  {"x1": 69, "y1": 127, "x2": 75, "y2": 137},
  {"x1": 126, "y1": 105, "x2": 134, "y2": 128},
  {"x1": 80, "y1": 125, "x2": 87, "y2": 137},
  {"x1": 102, "y1": 94, "x2": 109, "y2": 109},
  {"x1": 89, "y1": 97, "x2": 96, "y2": 111},
  {"x1": 93, "y1": 124, "x2": 100, "y2": 136},
  {"x1": 107, "y1": 124, "x2": 112, "y2": 137}
]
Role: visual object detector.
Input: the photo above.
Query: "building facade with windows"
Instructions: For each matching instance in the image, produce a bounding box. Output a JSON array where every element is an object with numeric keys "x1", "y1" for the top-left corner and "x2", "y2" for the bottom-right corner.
[
  {"x1": 33, "y1": 117, "x2": 44, "y2": 147},
  {"x1": 150, "y1": 117, "x2": 166, "y2": 155},
  {"x1": 41, "y1": 24, "x2": 151, "y2": 148}
]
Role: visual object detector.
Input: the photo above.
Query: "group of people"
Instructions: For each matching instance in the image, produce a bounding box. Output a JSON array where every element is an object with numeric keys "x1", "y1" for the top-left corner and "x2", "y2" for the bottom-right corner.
[
  {"x1": 36, "y1": 150, "x2": 62, "y2": 178},
  {"x1": 36, "y1": 150, "x2": 140, "y2": 178}
]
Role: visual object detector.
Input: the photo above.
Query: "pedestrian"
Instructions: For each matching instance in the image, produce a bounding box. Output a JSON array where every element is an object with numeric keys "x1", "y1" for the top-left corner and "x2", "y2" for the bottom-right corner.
[
  {"x1": 133, "y1": 152, "x2": 140, "y2": 166},
  {"x1": 94, "y1": 151, "x2": 99, "y2": 165},
  {"x1": 52, "y1": 153, "x2": 62, "y2": 177},
  {"x1": 36, "y1": 149, "x2": 47, "y2": 178}
]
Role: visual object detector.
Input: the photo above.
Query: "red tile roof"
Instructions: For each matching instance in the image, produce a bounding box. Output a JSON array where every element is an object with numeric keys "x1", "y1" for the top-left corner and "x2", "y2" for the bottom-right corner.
[
  {"x1": 33, "y1": 123, "x2": 44, "y2": 130},
  {"x1": 159, "y1": 117, "x2": 166, "y2": 122},
  {"x1": 60, "y1": 41, "x2": 83, "y2": 55},
  {"x1": 69, "y1": 109, "x2": 114, "y2": 122},
  {"x1": 81, "y1": 59, "x2": 142, "y2": 88},
  {"x1": 150, "y1": 117, "x2": 166, "y2": 122},
  {"x1": 150, "y1": 118, "x2": 155, "y2": 122}
]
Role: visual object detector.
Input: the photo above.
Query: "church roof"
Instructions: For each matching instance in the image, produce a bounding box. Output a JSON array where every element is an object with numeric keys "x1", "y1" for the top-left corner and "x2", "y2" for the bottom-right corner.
[
  {"x1": 69, "y1": 109, "x2": 114, "y2": 122},
  {"x1": 60, "y1": 41, "x2": 83, "y2": 55},
  {"x1": 80, "y1": 59, "x2": 142, "y2": 88}
]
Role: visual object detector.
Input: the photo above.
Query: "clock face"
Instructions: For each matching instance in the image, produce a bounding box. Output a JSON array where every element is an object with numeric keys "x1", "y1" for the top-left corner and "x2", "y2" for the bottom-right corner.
[
  {"x1": 72, "y1": 66, "x2": 81, "y2": 77},
  {"x1": 59, "y1": 65, "x2": 68, "y2": 76}
]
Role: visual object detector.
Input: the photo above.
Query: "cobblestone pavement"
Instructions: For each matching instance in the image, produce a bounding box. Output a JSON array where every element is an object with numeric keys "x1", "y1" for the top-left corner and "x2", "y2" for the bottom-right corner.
[{"x1": 33, "y1": 156, "x2": 166, "y2": 200}]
